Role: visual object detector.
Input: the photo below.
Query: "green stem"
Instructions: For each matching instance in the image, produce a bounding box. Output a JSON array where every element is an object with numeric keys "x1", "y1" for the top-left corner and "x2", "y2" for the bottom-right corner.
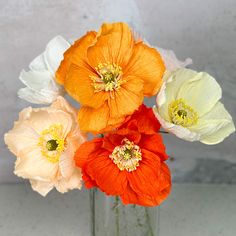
[
  {"x1": 90, "y1": 189, "x2": 96, "y2": 236},
  {"x1": 159, "y1": 130, "x2": 168, "y2": 134},
  {"x1": 145, "y1": 208, "x2": 154, "y2": 236},
  {"x1": 115, "y1": 196, "x2": 120, "y2": 236}
]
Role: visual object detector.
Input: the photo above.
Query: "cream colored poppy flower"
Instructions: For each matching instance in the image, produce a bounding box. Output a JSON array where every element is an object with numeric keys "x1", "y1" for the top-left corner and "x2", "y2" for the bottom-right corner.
[
  {"x1": 4, "y1": 96, "x2": 86, "y2": 196},
  {"x1": 153, "y1": 69, "x2": 235, "y2": 144},
  {"x1": 18, "y1": 36, "x2": 70, "y2": 104}
]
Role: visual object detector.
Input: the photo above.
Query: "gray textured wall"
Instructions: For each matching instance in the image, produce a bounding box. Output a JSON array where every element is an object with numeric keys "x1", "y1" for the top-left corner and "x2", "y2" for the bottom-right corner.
[{"x1": 0, "y1": 0, "x2": 235, "y2": 183}]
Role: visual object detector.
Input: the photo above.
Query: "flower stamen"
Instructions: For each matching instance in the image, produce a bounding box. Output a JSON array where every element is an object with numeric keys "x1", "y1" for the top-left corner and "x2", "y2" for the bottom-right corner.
[
  {"x1": 110, "y1": 138, "x2": 142, "y2": 172},
  {"x1": 168, "y1": 98, "x2": 198, "y2": 127},
  {"x1": 90, "y1": 63, "x2": 123, "y2": 92},
  {"x1": 38, "y1": 124, "x2": 65, "y2": 163}
]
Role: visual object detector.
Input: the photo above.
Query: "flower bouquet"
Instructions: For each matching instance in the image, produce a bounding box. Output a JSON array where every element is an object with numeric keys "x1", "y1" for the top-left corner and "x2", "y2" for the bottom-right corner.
[{"x1": 4, "y1": 22, "x2": 235, "y2": 236}]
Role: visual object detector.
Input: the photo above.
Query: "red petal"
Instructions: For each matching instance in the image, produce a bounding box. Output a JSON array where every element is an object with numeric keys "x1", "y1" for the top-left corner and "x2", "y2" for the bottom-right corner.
[
  {"x1": 120, "y1": 104, "x2": 160, "y2": 134},
  {"x1": 74, "y1": 138, "x2": 103, "y2": 168},
  {"x1": 120, "y1": 184, "x2": 165, "y2": 207},
  {"x1": 85, "y1": 154, "x2": 128, "y2": 195},
  {"x1": 82, "y1": 171, "x2": 98, "y2": 189},
  {"x1": 139, "y1": 134, "x2": 168, "y2": 161}
]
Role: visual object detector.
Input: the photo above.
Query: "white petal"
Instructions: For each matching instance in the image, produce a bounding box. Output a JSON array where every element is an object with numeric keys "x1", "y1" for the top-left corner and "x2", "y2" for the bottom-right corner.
[
  {"x1": 177, "y1": 72, "x2": 222, "y2": 116},
  {"x1": 156, "y1": 47, "x2": 193, "y2": 71},
  {"x1": 19, "y1": 69, "x2": 52, "y2": 91},
  {"x1": 156, "y1": 70, "x2": 198, "y2": 121},
  {"x1": 43, "y1": 35, "x2": 70, "y2": 74},
  {"x1": 201, "y1": 122, "x2": 235, "y2": 145},
  {"x1": 29, "y1": 53, "x2": 48, "y2": 72},
  {"x1": 18, "y1": 36, "x2": 69, "y2": 105},
  {"x1": 153, "y1": 106, "x2": 200, "y2": 141},
  {"x1": 164, "y1": 69, "x2": 199, "y2": 100},
  {"x1": 18, "y1": 87, "x2": 58, "y2": 104},
  {"x1": 155, "y1": 76, "x2": 172, "y2": 121},
  {"x1": 191, "y1": 102, "x2": 235, "y2": 144},
  {"x1": 30, "y1": 179, "x2": 54, "y2": 197}
]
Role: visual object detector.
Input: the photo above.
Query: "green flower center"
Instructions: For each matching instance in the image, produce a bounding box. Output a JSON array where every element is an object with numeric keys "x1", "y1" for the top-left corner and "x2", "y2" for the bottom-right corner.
[
  {"x1": 46, "y1": 139, "x2": 59, "y2": 151},
  {"x1": 168, "y1": 98, "x2": 198, "y2": 127}
]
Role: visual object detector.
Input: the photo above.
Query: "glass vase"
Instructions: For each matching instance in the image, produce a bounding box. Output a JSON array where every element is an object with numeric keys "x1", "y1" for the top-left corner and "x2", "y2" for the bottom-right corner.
[{"x1": 90, "y1": 189, "x2": 159, "y2": 236}]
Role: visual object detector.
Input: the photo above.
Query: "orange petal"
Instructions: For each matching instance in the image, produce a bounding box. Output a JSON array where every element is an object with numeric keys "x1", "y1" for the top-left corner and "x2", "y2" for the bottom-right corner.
[
  {"x1": 99, "y1": 115, "x2": 127, "y2": 134},
  {"x1": 85, "y1": 154, "x2": 127, "y2": 195},
  {"x1": 65, "y1": 64, "x2": 109, "y2": 108},
  {"x1": 78, "y1": 103, "x2": 110, "y2": 133},
  {"x1": 124, "y1": 42, "x2": 165, "y2": 96},
  {"x1": 56, "y1": 31, "x2": 96, "y2": 85},
  {"x1": 87, "y1": 22, "x2": 134, "y2": 68},
  {"x1": 108, "y1": 76, "x2": 143, "y2": 118}
]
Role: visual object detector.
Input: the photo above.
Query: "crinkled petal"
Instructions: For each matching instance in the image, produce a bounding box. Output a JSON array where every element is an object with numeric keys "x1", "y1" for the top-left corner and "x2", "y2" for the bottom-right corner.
[
  {"x1": 4, "y1": 122, "x2": 39, "y2": 156},
  {"x1": 139, "y1": 134, "x2": 168, "y2": 161},
  {"x1": 108, "y1": 76, "x2": 143, "y2": 118},
  {"x1": 28, "y1": 110, "x2": 72, "y2": 137},
  {"x1": 64, "y1": 64, "x2": 109, "y2": 108},
  {"x1": 59, "y1": 144, "x2": 75, "y2": 179},
  {"x1": 127, "y1": 150, "x2": 161, "y2": 197},
  {"x1": 30, "y1": 180, "x2": 54, "y2": 197},
  {"x1": 124, "y1": 42, "x2": 165, "y2": 96},
  {"x1": 85, "y1": 154, "x2": 127, "y2": 195},
  {"x1": 78, "y1": 103, "x2": 110, "y2": 133},
  {"x1": 56, "y1": 31, "x2": 97, "y2": 85},
  {"x1": 121, "y1": 164, "x2": 171, "y2": 207},
  {"x1": 87, "y1": 22, "x2": 134, "y2": 68},
  {"x1": 55, "y1": 168, "x2": 82, "y2": 193},
  {"x1": 75, "y1": 138, "x2": 104, "y2": 168},
  {"x1": 120, "y1": 104, "x2": 161, "y2": 134},
  {"x1": 14, "y1": 146, "x2": 58, "y2": 182}
]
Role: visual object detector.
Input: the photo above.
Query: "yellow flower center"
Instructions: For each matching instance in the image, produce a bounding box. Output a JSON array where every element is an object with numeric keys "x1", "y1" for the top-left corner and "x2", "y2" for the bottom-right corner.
[
  {"x1": 109, "y1": 138, "x2": 142, "y2": 172},
  {"x1": 90, "y1": 63, "x2": 123, "y2": 92},
  {"x1": 168, "y1": 98, "x2": 198, "y2": 127},
  {"x1": 38, "y1": 124, "x2": 65, "y2": 163}
]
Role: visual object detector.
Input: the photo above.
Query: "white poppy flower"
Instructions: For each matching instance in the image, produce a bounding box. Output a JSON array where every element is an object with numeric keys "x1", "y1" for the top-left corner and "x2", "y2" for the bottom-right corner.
[
  {"x1": 18, "y1": 36, "x2": 70, "y2": 104},
  {"x1": 153, "y1": 69, "x2": 235, "y2": 144}
]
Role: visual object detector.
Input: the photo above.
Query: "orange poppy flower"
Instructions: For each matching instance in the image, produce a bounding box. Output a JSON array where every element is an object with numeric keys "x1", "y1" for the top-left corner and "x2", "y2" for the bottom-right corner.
[
  {"x1": 56, "y1": 22, "x2": 165, "y2": 133},
  {"x1": 74, "y1": 105, "x2": 171, "y2": 206}
]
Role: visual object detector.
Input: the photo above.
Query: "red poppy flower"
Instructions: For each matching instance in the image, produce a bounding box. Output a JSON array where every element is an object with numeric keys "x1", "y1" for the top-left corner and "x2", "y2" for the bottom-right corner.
[{"x1": 74, "y1": 104, "x2": 171, "y2": 206}]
